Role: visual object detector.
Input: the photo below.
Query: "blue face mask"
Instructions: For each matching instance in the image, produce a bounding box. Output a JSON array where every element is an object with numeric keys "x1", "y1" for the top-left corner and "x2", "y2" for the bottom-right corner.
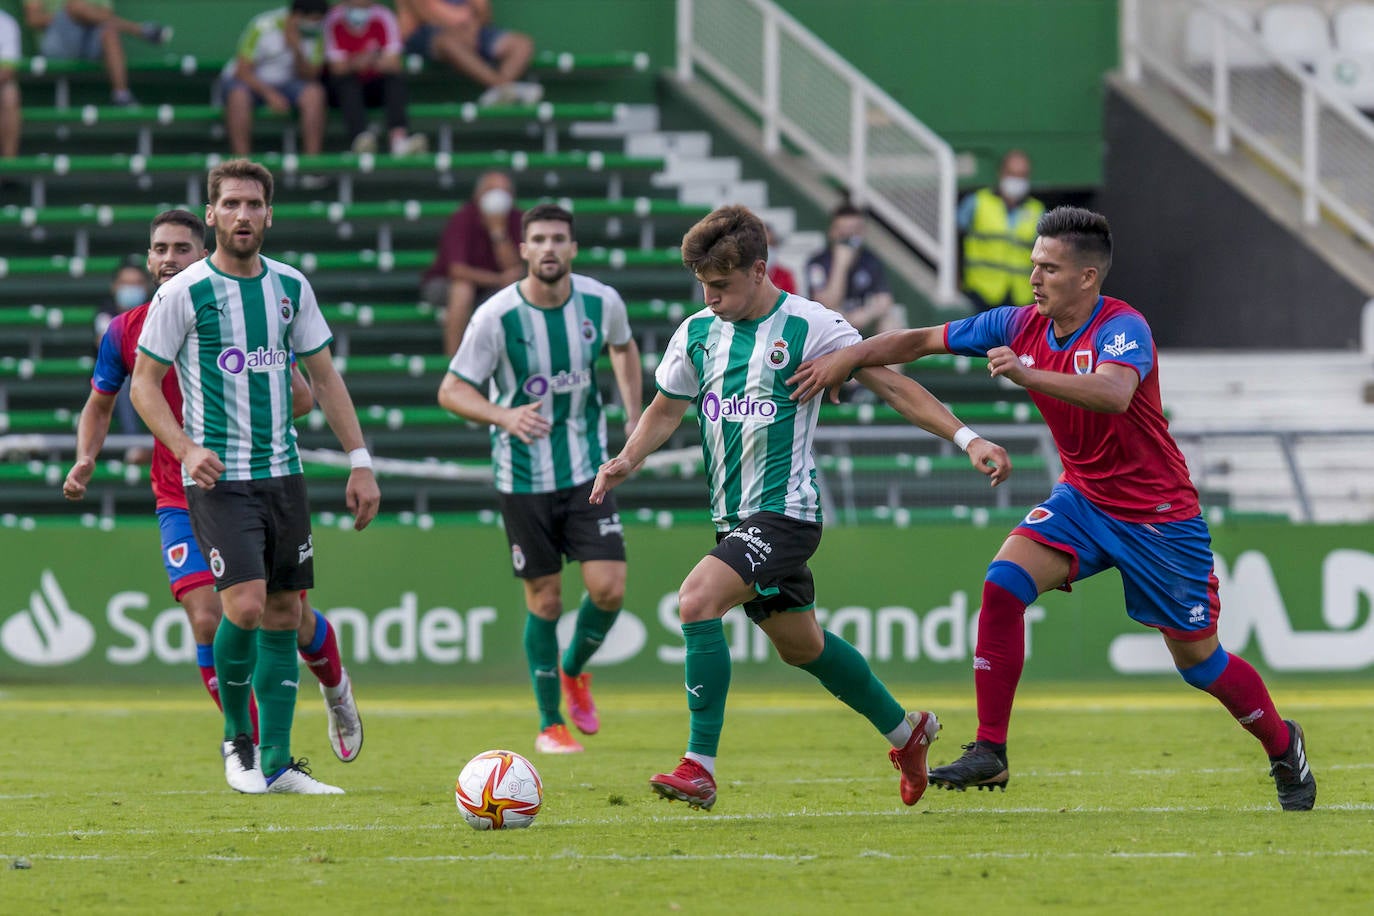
[
  {"x1": 114, "y1": 284, "x2": 146, "y2": 310},
  {"x1": 345, "y1": 7, "x2": 370, "y2": 28}
]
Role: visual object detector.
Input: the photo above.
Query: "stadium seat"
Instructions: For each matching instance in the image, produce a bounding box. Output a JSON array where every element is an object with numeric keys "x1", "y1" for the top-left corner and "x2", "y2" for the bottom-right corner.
[
  {"x1": 1334, "y1": 2, "x2": 1374, "y2": 52},
  {"x1": 1259, "y1": 3, "x2": 1334, "y2": 69},
  {"x1": 1183, "y1": 4, "x2": 1270, "y2": 69}
]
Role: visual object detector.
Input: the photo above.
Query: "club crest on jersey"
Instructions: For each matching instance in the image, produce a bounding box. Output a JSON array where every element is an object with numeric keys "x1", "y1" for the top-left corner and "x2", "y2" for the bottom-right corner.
[
  {"x1": 511, "y1": 544, "x2": 526, "y2": 572},
  {"x1": 209, "y1": 547, "x2": 225, "y2": 578},
  {"x1": 1024, "y1": 506, "x2": 1054, "y2": 524},
  {"x1": 765, "y1": 338, "x2": 789, "y2": 370},
  {"x1": 280, "y1": 297, "x2": 294, "y2": 323},
  {"x1": 1073, "y1": 349, "x2": 1094, "y2": 375},
  {"x1": 166, "y1": 542, "x2": 189, "y2": 568},
  {"x1": 580, "y1": 318, "x2": 596, "y2": 342}
]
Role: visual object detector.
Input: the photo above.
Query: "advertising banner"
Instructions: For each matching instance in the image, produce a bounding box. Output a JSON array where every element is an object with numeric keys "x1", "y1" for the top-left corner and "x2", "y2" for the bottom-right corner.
[{"x1": 1, "y1": 520, "x2": 1370, "y2": 684}]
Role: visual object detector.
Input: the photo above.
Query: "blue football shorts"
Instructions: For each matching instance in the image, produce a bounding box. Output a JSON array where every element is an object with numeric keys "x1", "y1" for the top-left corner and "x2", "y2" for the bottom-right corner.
[{"x1": 1011, "y1": 482, "x2": 1220, "y2": 640}]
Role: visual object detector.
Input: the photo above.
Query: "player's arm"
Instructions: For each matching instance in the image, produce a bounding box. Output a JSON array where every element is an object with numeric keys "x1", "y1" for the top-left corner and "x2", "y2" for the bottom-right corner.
[
  {"x1": 438, "y1": 371, "x2": 551, "y2": 444},
  {"x1": 988, "y1": 350, "x2": 1139, "y2": 413},
  {"x1": 606, "y1": 337, "x2": 643, "y2": 437},
  {"x1": 130, "y1": 352, "x2": 225, "y2": 489},
  {"x1": 589, "y1": 392, "x2": 690, "y2": 504},
  {"x1": 63, "y1": 388, "x2": 118, "y2": 500},
  {"x1": 290, "y1": 364, "x2": 314, "y2": 419},
  {"x1": 789, "y1": 325, "x2": 949, "y2": 404},
  {"x1": 855, "y1": 366, "x2": 1010, "y2": 487},
  {"x1": 300, "y1": 348, "x2": 380, "y2": 530}
]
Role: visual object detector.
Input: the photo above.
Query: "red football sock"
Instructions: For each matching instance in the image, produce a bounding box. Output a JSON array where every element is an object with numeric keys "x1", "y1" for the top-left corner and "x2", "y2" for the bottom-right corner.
[
  {"x1": 299, "y1": 613, "x2": 343, "y2": 689},
  {"x1": 201, "y1": 659, "x2": 260, "y2": 743},
  {"x1": 1204, "y1": 653, "x2": 1290, "y2": 757},
  {"x1": 974, "y1": 581, "x2": 1027, "y2": 745},
  {"x1": 199, "y1": 664, "x2": 222, "y2": 710}
]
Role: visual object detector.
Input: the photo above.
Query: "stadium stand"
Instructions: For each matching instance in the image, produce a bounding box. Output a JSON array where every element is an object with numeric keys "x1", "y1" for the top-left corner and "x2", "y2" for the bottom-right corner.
[{"x1": 0, "y1": 40, "x2": 1058, "y2": 526}]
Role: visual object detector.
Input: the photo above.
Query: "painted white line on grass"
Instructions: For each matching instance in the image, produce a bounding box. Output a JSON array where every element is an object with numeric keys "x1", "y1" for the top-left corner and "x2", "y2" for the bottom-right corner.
[
  {"x1": 6, "y1": 847, "x2": 1371, "y2": 866},
  {"x1": 6, "y1": 801, "x2": 1374, "y2": 841}
]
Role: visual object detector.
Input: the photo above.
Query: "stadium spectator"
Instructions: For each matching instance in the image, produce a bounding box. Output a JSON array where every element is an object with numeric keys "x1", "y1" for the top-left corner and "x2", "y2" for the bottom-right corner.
[
  {"x1": 64, "y1": 208, "x2": 365, "y2": 766},
  {"x1": 805, "y1": 201, "x2": 901, "y2": 337},
  {"x1": 789, "y1": 206, "x2": 1317, "y2": 811},
  {"x1": 423, "y1": 170, "x2": 523, "y2": 355},
  {"x1": 22, "y1": 0, "x2": 171, "y2": 106},
  {"x1": 590, "y1": 204, "x2": 1010, "y2": 812},
  {"x1": 957, "y1": 149, "x2": 1044, "y2": 311},
  {"x1": 94, "y1": 260, "x2": 151, "y2": 452},
  {"x1": 323, "y1": 0, "x2": 427, "y2": 156},
  {"x1": 395, "y1": 0, "x2": 541, "y2": 106},
  {"x1": 0, "y1": 9, "x2": 21, "y2": 160},
  {"x1": 438, "y1": 203, "x2": 643, "y2": 756},
  {"x1": 765, "y1": 223, "x2": 797, "y2": 294},
  {"x1": 132, "y1": 160, "x2": 380, "y2": 795},
  {"x1": 222, "y1": 0, "x2": 329, "y2": 158}
]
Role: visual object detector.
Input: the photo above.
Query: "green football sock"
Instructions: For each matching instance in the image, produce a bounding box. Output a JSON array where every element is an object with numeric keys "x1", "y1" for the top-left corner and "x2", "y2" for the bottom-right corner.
[
  {"x1": 800, "y1": 630, "x2": 906, "y2": 734},
  {"x1": 524, "y1": 613, "x2": 563, "y2": 729},
  {"x1": 561, "y1": 593, "x2": 620, "y2": 677},
  {"x1": 254, "y1": 628, "x2": 301, "y2": 775},
  {"x1": 212, "y1": 616, "x2": 258, "y2": 742},
  {"x1": 683, "y1": 618, "x2": 732, "y2": 757}
]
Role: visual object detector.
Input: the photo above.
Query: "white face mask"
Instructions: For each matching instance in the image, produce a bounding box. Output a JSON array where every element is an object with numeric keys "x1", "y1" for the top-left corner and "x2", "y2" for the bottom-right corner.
[
  {"x1": 478, "y1": 187, "x2": 513, "y2": 216},
  {"x1": 999, "y1": 176, "x2": 1030, "y2": 202},
  {"x1": 345, "y1": 7, "x2": 370, "y2": 29},
  {"x1": 114, "y1": 284, "x2": 146, "y2": 310}
]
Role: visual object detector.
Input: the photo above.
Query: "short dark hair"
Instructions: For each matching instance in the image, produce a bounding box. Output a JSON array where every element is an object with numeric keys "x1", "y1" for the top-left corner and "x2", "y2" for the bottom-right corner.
[
  {"x1": 521, "y1": 203, "x2": 575, "y2": 239},
  {"x1": 830, "y1": 200, "x2": 864, "y2": 222},
  {"x1": 291, "y1": 0, "x2": 329, "y2": 14},
  {"x1": 150, "y1": 208, "x2": 205, "y2": 244},
  {"x1": 681, "y1": 205, "x2": 768, "y2": 276},
  {"x1": 1036, "y1": 206, "x2": 1112, "y2": 279},
  {"x1": 207, "y1": 159, "x2": 274, "y2": 207}
]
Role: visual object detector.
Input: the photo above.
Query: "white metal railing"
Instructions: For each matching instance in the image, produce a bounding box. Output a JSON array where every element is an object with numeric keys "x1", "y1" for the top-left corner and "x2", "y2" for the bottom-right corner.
[
  {"x1": 1120, "y1": 0, "x2": 1374, "y2": 248},
  {"x1": 676, "y1": 0, "x2": 958, "y2": 302}
]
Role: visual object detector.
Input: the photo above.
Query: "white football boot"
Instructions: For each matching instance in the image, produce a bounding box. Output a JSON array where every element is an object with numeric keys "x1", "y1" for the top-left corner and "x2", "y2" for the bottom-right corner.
[
  {"x1": 265, "y1": 759, "x2": 344, "y2": 795},
  {"x1": 321, "y1": 670, "x2": 364, "y2": 763},
  {"x1": 222, "y1": 734, "x2": 267, "y2": 794}
]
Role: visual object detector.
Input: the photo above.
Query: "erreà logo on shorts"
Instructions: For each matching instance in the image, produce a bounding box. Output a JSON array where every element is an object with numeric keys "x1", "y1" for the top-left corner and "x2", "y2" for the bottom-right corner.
[
  {"x1": 700, "y1": 392, "x2": 777, "y2": 423},
  {"x1": 217, "y1": 346, "x2": 289, "y2": 375}
]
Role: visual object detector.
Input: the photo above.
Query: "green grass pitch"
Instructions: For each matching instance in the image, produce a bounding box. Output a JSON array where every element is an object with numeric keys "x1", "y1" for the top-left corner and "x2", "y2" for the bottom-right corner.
[{"x1": 3, "y1": 679, "x2": 1371, "y2": 914}]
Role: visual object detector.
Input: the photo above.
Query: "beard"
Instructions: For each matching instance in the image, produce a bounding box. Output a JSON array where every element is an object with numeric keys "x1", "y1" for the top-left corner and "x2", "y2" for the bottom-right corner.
[
  {"x1": 215, "y1": 224, "x2": 263, "y2": 258},
  {"x1": 531, "y1": 260, "x2": 570, "y2": 286}
]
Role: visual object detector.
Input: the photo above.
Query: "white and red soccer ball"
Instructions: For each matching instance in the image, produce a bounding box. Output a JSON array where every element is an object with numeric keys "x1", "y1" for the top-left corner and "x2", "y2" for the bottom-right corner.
[{"x1": 454, "y1": 749, "x2": 543, "y2": 830}]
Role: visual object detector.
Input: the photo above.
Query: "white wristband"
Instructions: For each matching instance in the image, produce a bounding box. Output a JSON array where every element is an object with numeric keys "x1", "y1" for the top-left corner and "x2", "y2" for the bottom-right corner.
[
  {"x1": 952, "y1": 426, "x2": 979, "y2": 452},
  {"x1": 348, "y1": 448, "x2": 373, "y2": 469}
]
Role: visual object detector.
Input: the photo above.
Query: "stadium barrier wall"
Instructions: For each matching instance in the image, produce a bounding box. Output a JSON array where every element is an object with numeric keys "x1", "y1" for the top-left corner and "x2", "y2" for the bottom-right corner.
[{"x1": 3, "y1": 520, "x2": 1372, "y2": 685}]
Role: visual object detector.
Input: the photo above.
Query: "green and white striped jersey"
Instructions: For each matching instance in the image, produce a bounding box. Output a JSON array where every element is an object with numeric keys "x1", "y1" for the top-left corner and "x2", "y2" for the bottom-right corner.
[
  {"x1": 137, "y1": 256, "x2": 333, "y2": 484},
  {"x1": 656, "y1": 292, "x2": 861, "y2": 531},
  {"x1": 448, "y1": 273, "x2": 632, "y2": 494}
]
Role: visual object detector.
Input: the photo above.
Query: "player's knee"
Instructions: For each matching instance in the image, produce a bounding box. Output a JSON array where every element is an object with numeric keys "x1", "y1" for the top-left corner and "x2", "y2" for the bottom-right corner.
[
  {"x1": 985, "y1": 559, "x2": 1039, "y2": 606},
  {"x1": 588, "y1": 586, "x2": 623, "y2": 611},
  {"x1": 675, "y1": 583, "x2": 714, "y2": 623}
]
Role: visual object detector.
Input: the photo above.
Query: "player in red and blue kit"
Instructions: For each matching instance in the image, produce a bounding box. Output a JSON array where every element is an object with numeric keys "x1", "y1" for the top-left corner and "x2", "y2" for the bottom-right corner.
[
  {"x1": 62, "y1": 209, "x2": 365, "y2": 764},
  {"x1": 789, "y1": 206, "x2": 1315, "y2": 811}
]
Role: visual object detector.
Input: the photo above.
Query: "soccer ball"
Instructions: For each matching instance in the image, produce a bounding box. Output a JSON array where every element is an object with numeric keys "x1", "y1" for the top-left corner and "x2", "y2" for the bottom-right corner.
[{"x1": 454, "y1": 749, "x2": 544, "y2": 830}]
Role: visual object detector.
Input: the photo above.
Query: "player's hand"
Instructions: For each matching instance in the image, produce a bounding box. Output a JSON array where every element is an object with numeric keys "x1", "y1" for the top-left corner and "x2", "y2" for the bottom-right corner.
[
  {"x1": 264, "y1": 89, "x2": 291, "y2": 114},
  {"x1": 62, "y1": 457, "x2": 95, "y2": 500},
  {"x1": 501, "y1": 402, "x2": 551, "y2": 444},
  {"x1": 183, "y1": 446, "x2": 226, "y2": 490},
  {"x1": 589, "y1": 456, "x2": 635, "y2": 505},
  {"x1": 788, "y1": 352, "x2": 853, "y2": 404},
  {"x1": 986, "y1": 346, "x2": 1030, "y2": 387},
  {"x1": 967, "y1": 438, "x2": 1011, "y2": 487},
  {"x1": 346, "y1": 468, "x2": 381, "y2": 531}
]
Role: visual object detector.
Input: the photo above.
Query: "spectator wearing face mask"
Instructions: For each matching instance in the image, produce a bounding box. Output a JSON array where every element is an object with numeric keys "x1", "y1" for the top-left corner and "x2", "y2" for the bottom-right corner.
[
  {"x1": 957, "y1": 149, "x2": 1044, "y2": 311},
  {"x1": 96, "y1": 260, "x2": 152, "y2": 451},
  {"x1": 421, "y1": 170, "x2": 524, "y2": 355},
  {"x1": 805, "y1": 201, "x2": 900, "y2": 338},
  {"x1": 323, "y1": 0, "x2": 428, "y2": 156},
  {"x1": 221, "y1": 0, "x2": 329, "y2": 159}
]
